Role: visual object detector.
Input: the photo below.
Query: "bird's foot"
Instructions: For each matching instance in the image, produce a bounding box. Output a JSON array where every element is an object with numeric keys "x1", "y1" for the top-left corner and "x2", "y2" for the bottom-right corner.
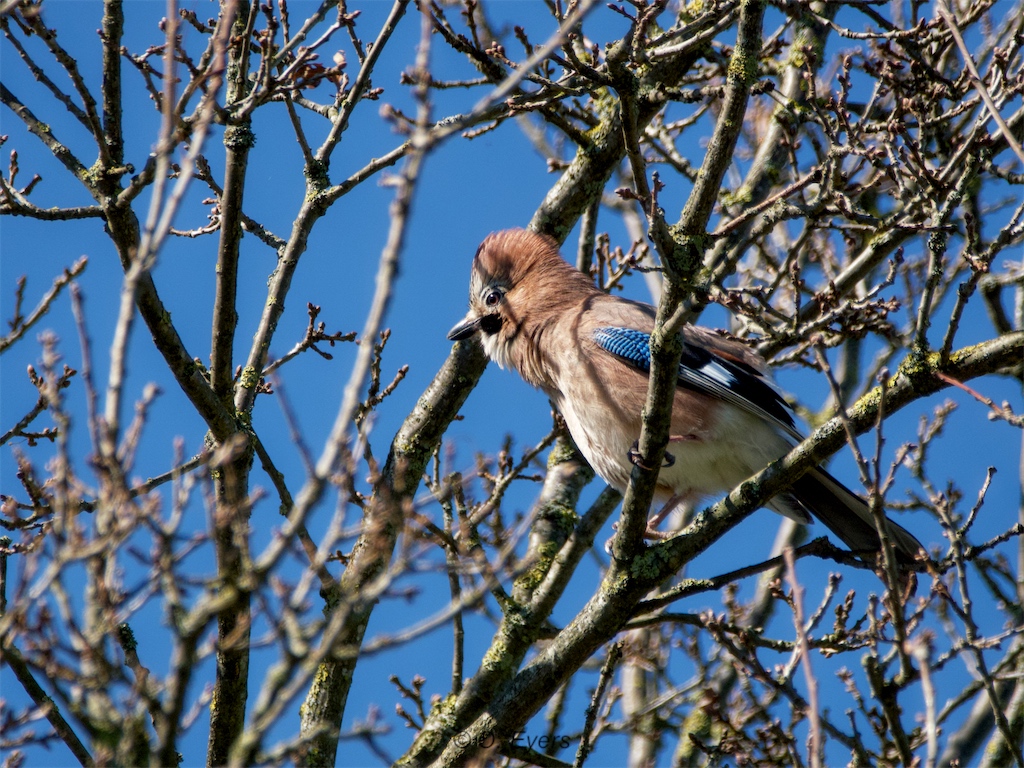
[
  {"x1": 603, "y1": 520, "x2": 675, "y2": 553},
  {"x1": 628, "y1": 440, "x2": 675, "y2": 470},
  {"x1": 642, "y1": 525, "x2": 673, "y2": 541},
  {"x1": 603, "y1": 498, "x2": 684, "y2": 552}
]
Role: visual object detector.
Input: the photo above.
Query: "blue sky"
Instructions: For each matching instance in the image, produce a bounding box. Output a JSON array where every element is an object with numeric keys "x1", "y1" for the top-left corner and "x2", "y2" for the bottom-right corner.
[{"x1": 2, "y1": 1, "x2": 1022, "y2": 765}]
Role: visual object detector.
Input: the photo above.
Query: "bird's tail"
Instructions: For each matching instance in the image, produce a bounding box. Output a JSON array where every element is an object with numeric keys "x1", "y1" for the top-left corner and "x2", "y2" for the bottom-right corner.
[{"x1": 789, "y1": 467, "x2": 925, "y2": 566}]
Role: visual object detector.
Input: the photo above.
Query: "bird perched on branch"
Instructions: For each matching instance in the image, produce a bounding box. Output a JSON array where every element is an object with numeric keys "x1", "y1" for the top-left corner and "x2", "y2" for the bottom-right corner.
[{"x1": 447, "y1": 228, "x2": 924, "y2": 565}]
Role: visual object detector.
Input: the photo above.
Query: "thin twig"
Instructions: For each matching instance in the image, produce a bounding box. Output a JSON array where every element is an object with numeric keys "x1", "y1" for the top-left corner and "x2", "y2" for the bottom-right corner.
[{"x1": 938, "y1": 3, "x2": 1024, "y2": 167}]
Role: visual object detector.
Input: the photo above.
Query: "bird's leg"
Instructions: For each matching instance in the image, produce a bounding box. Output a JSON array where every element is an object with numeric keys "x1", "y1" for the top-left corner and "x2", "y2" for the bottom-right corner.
[
  {"x1": 604, "y1": 492, "x2": 693, "y2": 550},
  {"x1": 644, "y1": 493, "x2": 686, "y2": 539},
  {"x1": 623, "y1": 435, "x2": 700, "y2": 539}
]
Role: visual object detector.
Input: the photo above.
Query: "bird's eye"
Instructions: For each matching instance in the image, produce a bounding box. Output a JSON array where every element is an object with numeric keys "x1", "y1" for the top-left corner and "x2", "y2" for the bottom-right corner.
[{"x1": 484, "y1": 289, "x2": 502, "y2": 307}]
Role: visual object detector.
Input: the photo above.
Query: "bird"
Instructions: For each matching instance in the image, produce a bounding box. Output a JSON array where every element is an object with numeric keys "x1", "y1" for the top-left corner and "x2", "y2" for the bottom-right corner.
[{"x1": 447, "y1": 228, "x2": 924, "y2": 565}]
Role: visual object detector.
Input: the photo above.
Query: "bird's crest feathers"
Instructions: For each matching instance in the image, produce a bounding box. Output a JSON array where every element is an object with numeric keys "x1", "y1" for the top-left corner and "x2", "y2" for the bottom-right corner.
[{"x1": 471, "y1": 229, "x2": 595, "y2": 299}]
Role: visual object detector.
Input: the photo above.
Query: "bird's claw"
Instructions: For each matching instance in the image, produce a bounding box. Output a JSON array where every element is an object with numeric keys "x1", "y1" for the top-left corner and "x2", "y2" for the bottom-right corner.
[
  {"x1": 628, "y1": 440, "x2": 674, "y2": 469},
  {"x1": 627, "y1": 442, "x2": 652, "y2": 470}
]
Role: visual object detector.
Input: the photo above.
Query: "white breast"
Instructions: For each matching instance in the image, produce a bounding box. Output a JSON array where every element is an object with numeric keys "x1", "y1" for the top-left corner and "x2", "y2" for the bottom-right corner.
[{"x1": 554, "y1": 383, "x2": 795, "y2": 511}]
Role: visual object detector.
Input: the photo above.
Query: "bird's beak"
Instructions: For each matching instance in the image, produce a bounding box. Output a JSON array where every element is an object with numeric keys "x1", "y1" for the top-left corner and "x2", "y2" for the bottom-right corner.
[{"x1": 447, "y1": 312, "x2": 482, "y2": 341}]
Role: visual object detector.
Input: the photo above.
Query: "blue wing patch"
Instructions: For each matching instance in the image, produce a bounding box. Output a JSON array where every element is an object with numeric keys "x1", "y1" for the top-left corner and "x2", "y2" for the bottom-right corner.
[
  {"x1": 593, "y1": 326, "x2": 797, "y2": 433},
  {"x1": 593, "y1": 327, "x2": 652, "y2": 369}
]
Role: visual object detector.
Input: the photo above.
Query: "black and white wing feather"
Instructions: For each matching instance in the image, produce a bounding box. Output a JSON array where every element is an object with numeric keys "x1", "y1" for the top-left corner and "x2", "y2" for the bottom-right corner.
[{"x1": 592, "y1": 326, "x2": 802, "y2": 441}]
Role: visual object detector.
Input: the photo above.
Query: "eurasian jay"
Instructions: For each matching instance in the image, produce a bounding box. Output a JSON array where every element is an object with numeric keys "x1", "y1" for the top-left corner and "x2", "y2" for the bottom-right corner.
[{"x1": 447, "y1": 229, "x2": 924, "y2": 564}]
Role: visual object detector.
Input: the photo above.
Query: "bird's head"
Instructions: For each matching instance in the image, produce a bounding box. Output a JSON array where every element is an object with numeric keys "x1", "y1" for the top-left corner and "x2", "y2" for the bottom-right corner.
[{"x1": 447, "y1": 229, "x2": 591, "y2": 369}]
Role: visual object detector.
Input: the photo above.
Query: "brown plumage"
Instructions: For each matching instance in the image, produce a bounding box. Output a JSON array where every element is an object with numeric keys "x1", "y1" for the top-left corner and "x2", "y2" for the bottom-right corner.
[{"x1": 449, "y1": 229, "x2": 924, "y2": 565}]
